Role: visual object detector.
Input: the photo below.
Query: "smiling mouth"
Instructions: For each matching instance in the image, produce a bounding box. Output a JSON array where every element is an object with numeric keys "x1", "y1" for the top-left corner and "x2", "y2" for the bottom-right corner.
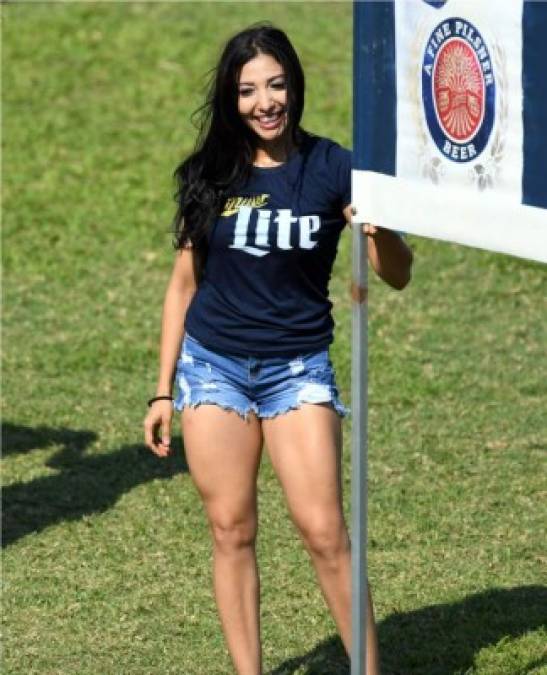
[{"x1": 255, "y1": 110, "x2": 286, "y2": 130}]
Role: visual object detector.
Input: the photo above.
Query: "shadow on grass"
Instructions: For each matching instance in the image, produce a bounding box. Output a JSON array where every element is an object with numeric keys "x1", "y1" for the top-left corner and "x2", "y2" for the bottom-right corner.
[
  {"x1": 2, "y1": 422, "x2": 188, "y2": 547},
  {"x1": 1, "y1": 421, "x2": 97, "y2": 457},
  {"x1": 268, "y1": 585, "x2": 546, "y2": 675},
  {"x1": 378, "y1": 585, "x2": 547, "y2": 675},
  {"x1": 268, "y1": 635, "x2": 349, "y2": 675}
]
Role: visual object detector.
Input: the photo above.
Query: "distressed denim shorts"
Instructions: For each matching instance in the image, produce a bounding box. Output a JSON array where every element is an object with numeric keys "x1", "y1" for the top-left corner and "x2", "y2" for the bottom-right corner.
[{"x1": 173, "y1": 333, "x2": 349, "y2": 420}]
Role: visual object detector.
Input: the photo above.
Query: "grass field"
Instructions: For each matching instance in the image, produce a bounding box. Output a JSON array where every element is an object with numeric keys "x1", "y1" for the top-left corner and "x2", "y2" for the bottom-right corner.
[{"x1": 2, "y1": 3, "x2": 546, "y2": 674}]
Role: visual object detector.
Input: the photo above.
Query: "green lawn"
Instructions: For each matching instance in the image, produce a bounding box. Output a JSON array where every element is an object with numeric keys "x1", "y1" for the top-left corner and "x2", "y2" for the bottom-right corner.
[{"x1": 2, "y1": 3, "x2": 546, "y2": 674}]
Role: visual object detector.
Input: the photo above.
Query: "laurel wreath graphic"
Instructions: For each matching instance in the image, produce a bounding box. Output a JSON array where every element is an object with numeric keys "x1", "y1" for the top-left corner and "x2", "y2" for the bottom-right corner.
[
  {"x1": 409, "y1": 22, "x2": 508, "y2": 191},
  {"x1": 468, "y1": 41, "x2": 508, "y2": 191}
]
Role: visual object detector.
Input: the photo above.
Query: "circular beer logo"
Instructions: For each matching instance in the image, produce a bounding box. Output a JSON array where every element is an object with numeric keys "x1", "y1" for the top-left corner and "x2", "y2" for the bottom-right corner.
[
  {"x1": 422, "y1": 18, "x2": 495, "y2": 163},
  {"x1": 434, "y1": 39, "x2": 484, "y2": 142}
]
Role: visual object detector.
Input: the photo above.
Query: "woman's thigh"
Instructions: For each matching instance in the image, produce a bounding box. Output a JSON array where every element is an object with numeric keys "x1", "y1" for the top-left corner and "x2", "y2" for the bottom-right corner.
[
  {"x1": 261, "y1": 403, "x2": 346, "y2": 539},
  {"x1": 182, "y1": 405, "x2": 263, "y2": 531}
]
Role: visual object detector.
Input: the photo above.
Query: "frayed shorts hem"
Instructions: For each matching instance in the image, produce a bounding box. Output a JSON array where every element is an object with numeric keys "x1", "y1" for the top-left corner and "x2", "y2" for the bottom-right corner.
[{"x1": 173, "y1": 396, "x2": 349, "y2": 421}]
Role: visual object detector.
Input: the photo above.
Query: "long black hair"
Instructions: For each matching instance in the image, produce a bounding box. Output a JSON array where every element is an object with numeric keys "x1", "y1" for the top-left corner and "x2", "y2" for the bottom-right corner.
[{"x1": 171, "y1": 24, "x2": 306, "y2": 278}]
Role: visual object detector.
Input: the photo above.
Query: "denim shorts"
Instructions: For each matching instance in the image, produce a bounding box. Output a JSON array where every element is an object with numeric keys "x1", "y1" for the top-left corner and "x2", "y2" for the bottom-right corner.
[{"x1": 173, "y1": 333, "x2": 349, "y2": 420}]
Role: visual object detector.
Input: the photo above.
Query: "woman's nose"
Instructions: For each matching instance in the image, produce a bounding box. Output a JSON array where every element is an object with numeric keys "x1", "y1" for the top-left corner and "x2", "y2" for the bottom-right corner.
[{"x1": 256, "y1": 87, "x2": 274, "y2": 112}]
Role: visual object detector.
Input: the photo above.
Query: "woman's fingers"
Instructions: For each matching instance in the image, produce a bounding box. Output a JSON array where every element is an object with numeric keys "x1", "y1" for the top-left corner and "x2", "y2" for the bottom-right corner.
[
  {"x1": 161, "y1": 414, "x2": 171, "y2": 452},
  {"x1": 347, "y1": 205, "x2": 379, "y2": 235},
  {"x1": 362, "y1": 223, "x2": 379, "y2": 236},
  {"x1": 144, "y1": 403, "x2": 173, "y2": 457}
]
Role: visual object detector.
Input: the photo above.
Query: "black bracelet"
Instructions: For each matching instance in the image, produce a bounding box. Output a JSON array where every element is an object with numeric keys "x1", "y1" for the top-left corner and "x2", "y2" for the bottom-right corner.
[{"x1": 147, "y1": 395, "x2": 173, "y2": 407}]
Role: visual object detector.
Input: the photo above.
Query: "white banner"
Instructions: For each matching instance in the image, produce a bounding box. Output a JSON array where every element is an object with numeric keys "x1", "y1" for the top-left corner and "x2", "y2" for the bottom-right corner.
[{"x1": 353, "y1": 0, "x2": 547, "y2": 263}]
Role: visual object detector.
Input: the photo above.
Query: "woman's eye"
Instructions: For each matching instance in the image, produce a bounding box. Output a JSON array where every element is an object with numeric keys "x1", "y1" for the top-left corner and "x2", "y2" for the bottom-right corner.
[
  {"x1": 271, "y1": 81, "x2": 286, "y2": 90},
  {"x1": 239, "y1": 88, "x2": 254, "y2": 97}
]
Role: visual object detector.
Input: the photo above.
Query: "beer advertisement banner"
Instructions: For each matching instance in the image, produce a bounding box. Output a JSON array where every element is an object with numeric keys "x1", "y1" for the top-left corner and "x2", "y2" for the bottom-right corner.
[{"x1": 353, "y1": 0, "x2": 547, "y2": 263}]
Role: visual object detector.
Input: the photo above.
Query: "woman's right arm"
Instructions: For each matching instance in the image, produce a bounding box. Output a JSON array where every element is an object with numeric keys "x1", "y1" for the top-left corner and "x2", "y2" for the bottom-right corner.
[{"x1": 144, "y1": 246, "x2": 198, "y2": 456}]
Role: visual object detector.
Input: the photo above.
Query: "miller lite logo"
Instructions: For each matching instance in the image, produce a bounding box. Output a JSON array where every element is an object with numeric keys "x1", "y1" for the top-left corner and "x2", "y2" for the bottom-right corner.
[
  {"x1": 230, "y1": 207, "x2": 321, "y2": 257},
  {"x1": 422, "y1": 17, "x2": 496, "y2": 163}
]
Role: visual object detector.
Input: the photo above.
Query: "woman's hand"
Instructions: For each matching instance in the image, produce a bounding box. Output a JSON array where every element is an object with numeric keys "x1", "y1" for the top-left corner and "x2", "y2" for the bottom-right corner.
[
  {"x1": 144, "y1": 399, "x2": 174, "y2": 457},
  {"x1": 361, "y1": 222, "x2": 379, "y2": 237},
  {"x1": 344, "y1": 205, "x2": 380, "y2": 237}
]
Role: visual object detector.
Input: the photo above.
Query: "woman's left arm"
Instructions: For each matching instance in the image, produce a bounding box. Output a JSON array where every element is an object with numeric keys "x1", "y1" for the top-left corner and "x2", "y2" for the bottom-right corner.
[{"x1": 343, "y1": 205, "x2": 413, "y2": 291}]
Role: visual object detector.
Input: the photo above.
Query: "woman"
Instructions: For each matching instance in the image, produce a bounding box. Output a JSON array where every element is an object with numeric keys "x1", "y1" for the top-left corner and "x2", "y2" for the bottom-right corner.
[{"x1": 144, "y1": 24, "x2": 412, "y2": 675}]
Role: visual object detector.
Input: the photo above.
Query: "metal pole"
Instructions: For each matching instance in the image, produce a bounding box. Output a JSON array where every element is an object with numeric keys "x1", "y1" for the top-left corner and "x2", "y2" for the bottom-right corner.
[{"x1": 350, "y1": 219, "x2": 368, "y2": 675}]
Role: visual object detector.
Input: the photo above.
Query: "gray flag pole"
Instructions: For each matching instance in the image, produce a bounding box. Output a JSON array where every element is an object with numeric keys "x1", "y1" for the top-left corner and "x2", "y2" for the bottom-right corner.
[{"x1": 350, "y1": 220, "x2": 368, "y2": 675}]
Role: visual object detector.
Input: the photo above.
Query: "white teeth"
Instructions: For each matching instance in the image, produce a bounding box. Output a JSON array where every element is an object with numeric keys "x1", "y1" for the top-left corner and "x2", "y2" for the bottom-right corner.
[{"x1": 257, "y1": 111, "x2": 282, "y2": 122}]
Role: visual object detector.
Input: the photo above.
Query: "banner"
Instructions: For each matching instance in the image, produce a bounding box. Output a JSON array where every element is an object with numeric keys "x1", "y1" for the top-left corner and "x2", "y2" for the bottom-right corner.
[{"x1": 353, "y1": 0, "x2": 547, "y2": 263}]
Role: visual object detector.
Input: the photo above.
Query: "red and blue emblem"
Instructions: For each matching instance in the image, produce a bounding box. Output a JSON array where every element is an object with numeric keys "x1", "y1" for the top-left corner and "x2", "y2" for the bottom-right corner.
[{"x1": 422, "y1": 17, "x2": 496, "y2": 163}]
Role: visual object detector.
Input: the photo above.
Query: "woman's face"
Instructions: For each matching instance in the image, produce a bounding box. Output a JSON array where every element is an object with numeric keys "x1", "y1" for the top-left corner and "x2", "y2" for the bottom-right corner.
[{"x1": 237, "y1": 53, "x2": 288, "y2": 145}]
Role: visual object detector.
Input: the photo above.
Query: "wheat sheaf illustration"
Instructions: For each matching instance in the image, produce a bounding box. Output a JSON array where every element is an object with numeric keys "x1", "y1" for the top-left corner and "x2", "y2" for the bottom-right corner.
[{"x1": 435, "y1": 43, "x2": 483, "y2": 140}]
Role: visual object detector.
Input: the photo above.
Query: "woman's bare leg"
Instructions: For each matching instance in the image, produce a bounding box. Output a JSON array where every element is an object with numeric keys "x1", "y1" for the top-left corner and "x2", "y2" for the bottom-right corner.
[
  {"x1": 262, "y1": 404, "x2": 380, "y2": 674},
  {"x1": 182, "y1": 405, "x2": 264, "y2": 675}
]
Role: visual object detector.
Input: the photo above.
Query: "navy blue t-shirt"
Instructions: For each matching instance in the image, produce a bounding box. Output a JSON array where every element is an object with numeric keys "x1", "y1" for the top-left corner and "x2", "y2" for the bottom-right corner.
[{"x1": 184, "y1": 135, "x2": 351, "y2": 357}]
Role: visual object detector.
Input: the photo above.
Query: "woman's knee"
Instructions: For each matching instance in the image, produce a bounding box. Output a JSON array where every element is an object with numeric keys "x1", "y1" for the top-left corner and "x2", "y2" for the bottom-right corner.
[
  {"x1": 209, "y1": 513, "x2": 258, "y2": 554},
  {"x1": 299, "y1": 516, "x2": 350, "y2": 562}
]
